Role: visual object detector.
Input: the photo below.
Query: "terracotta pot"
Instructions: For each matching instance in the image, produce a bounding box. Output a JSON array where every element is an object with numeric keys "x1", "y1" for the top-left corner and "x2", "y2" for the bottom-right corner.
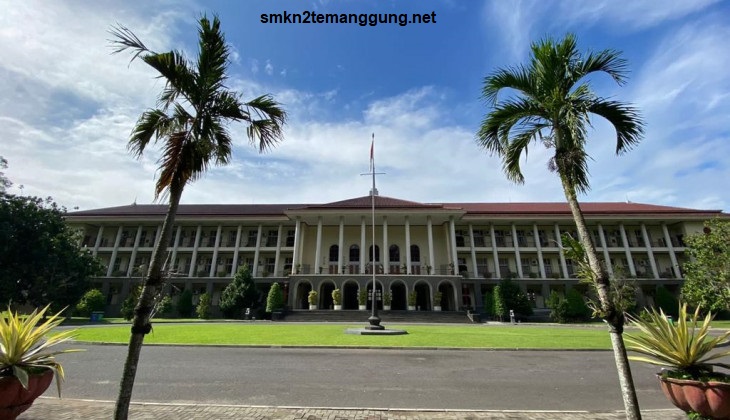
[
  {"x1": 658, "y1": 374, "x2": 730, "y2": 419},
  {"x1": 0, "y1": 369, "x2": 54, "y2": 420}
]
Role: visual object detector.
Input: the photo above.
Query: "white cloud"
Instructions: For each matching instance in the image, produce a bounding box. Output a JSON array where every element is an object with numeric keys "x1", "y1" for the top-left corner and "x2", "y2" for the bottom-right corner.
[{"x1": 265, "y1": 60, "x2": 274, "y2": 76}]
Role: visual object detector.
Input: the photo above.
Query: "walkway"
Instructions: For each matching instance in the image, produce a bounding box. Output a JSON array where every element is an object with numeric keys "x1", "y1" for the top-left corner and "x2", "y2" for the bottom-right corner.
[{"x1": 23, "y1": 398, "x2": 685, "y2": 419}]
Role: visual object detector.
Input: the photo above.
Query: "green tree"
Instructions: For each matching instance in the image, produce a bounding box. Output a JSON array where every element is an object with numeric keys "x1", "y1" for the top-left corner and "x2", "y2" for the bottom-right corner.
[
  {"x1": 482, "y1": 290, "x2": 494, "y2": 319},
  {"x1": 681, "y1": 219, "x2": 730, "y2": 313},
  {"x1": 176, "y1": 289, "x2": 194, "y2": 318},
  {"x1": 0, "y1": 156, "x2": 11, "y2": 193},
  {"x1": 492, "y1": 279, "x2": 533, "y2": 320},
  {"x1": 477, "y1": 34, "x2": 644, "y2": 418},
  {"x1": 196, "y1": 293, "x2": 211, "y2": 319},
  {"x1": 219, "y1": 266, "x2": 259, "y2": 318},
  {"x1": 120, "y1": 285, "x2": 142, "y2": 321},
  {"x1": 0, "y1": 193, "x2": 104, "y2": 309},
  {"x1": 266, "y1": 282, "x2": 284, "y2": 313},
  {"x1": 565, "y1": 288, "x2": 591, "y2": 321},
  {"x1": 76, "y1": 289, "x2": 106, "y2": 317},
  {"x1": 547, "y1": 291, "x2": 569, "y2": 323},
  {"x1": 110, "y1": 15, "x2": 286, "y2": 419}
]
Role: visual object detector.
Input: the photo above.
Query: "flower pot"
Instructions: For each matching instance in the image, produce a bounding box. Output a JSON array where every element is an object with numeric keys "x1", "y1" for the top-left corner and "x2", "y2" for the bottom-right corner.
[
  {"x1": 358, "y1": 305, "x2": 366, "y2": 311},
  {"x1": 408, "y1": 305, "x2": 416, "y2": 311},
  {"x1": 333, "y1": 305, "x2": 342, "y2": 310},
  {"x1": 0, "y1": 369, "x2": 54, "y2": 420},
  {"x1": 434, "y1": 306, "x2": 442, "y2": 312},
  {"x1": 309, "y1": 304, "x2": 317, "y2": 310},
  {"x1": 383, "y1": 305, "x2": 391, "y2": 311},
  {"x1": 658, "y1": 374, "x2": 730, "y2": 419}
]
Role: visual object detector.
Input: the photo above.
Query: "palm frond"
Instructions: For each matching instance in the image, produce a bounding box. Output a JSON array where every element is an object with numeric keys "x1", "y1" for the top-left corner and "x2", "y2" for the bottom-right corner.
[
  {"x1": 574, "y1": 49, "x2": 628, "y2": 86},
  {"x1": 588, "y1": 100, "x2": 644, "y2": 154},
  {"x1": 108, "y1": 23, "x2": 151, "y2": 64},
  {"x1": 481, "y1": 65, "x2": 534, "y2": 105}
]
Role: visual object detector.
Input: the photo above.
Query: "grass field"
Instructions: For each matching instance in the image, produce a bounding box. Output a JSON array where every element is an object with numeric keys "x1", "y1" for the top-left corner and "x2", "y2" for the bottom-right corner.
[{"x1": 72, "y1": 323, "x2": 615, "y2": 349}]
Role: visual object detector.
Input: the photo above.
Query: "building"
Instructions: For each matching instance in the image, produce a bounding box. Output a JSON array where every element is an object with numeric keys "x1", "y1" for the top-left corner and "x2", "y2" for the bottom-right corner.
[{"x1": 66, "y1": 193, "x2": 724, "y2": 316}]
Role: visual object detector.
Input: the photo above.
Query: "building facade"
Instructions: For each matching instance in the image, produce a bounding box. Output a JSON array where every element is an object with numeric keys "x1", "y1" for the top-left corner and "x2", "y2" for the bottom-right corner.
[{"x1": 66, "y1": 194, "x2": 724, "y2": 316}]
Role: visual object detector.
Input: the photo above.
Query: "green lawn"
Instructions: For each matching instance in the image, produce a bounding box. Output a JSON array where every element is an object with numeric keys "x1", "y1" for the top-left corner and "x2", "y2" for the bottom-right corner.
[{"x1": 72, "y1": 323, "x2": 613, "y2": 349}]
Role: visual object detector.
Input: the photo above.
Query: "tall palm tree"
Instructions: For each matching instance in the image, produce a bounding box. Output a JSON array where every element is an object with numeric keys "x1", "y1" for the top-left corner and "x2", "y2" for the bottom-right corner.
[
  {"x1": 109, "y1": 15, "x2": 286, "y2": 420},
  {"x1": 477, "y1": 34, "x2": 644, "y2": 419}
]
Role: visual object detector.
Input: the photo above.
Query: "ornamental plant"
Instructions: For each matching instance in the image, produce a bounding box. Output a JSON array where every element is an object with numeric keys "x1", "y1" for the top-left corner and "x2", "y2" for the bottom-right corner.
[{"x1": 0, "y1": 305, "x2": 81, "y2": 396}]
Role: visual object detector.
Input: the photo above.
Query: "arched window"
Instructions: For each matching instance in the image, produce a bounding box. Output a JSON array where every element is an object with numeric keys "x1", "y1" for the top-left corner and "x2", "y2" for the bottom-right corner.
[
  {"x1": 349, "y1": 245, "x2": 359, "y2": 262},
  {"x1": 410, "y1": 245, "x2": 420, "y2": 262},
  {"x1": 389, "y1": 245, "x2": 400, "y2": 262},
  {"x1": 369, "y1": 245, "x2": 380, "y2": 262},
  {"x1": 329, "y1": 245, "x2": 339, "y2": 262}
]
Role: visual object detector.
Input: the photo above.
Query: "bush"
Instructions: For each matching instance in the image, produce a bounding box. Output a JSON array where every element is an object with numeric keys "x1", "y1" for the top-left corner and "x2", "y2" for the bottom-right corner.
[
  {"x1": 196, "y1": 293, "x2": 211, "y2": 319},
  {"x1": 219, "y1": 266, "x2": 259, "y2": 319},
  {"x1": 565, "y1": 288, "x2": 591, "y2": 321},
  {"x1": 120, "y1": 285, "x2": 142, "y2": 321},
  {"x1": 177, "y1": 289, "x2": 194, "y2": 317},
  {"x1": 76, "y1": 289, "x2": 106, "y2": 317},
  {"x1": 266, "y1": 282, "x2": 284, "y2": 313},
  {"x1": 547, "y1": 290, "x2": 569, "y2": 323},
  {"x1": 493, "y1": 279, "x2": 533, "y2": 320},
  {"x1": 156, "y1": 295, "x2": 173, "y2": 316},
  {"x1": 655, "y1": 286, "x2": 679, "y2": 318}
]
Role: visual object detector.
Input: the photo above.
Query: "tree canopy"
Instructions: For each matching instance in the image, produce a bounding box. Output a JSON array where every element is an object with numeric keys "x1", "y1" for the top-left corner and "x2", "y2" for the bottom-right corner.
[
  {"x1": 0, "y1": 193, "x2": 103, "y2": 310},
  {"x1": 681, "y1": 219, "x2": 730, "y2": 313}
]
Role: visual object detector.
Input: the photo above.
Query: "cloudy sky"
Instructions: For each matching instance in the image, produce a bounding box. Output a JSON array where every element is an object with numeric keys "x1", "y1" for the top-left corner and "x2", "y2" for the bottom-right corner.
[{"x1": 1, "y1": 0, "x2": 728, "y2": 212}]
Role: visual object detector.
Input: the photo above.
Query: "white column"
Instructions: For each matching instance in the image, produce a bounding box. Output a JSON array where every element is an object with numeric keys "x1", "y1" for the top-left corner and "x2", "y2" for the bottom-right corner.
[
  {"x1": 292, "y1": 219, "x2": 301, "y2": 274},
  {"x1": 512, "y1": 224, "x2": 523, "y2": 278},
  {"x1": 534, "y1": 224, "x2": 545, "y2": 278},
  {"x1": 469, "y1": 224, "x2": 477, "y2": 278},
  {"x1": 209, "y1": 225, "x2": 222, "y2": 277},
  {"x1": 93, "y1": 225, "x2": 104, "y2": 257},
  {"x1": 597, "y1": 223, "x2": 613, "y2": 276},
  {"x1": 448, "y1": 217, "x2": 458, "y2": 274},
  {"x1": 620, "y1": 223, "x2": 636, "y2": 276},
  {"x1": 253, "y1": 224, "x2": 263, "y2": 276},
  {"x1": 314, "y1": 217, "x2": 323, "y2": 274},
  {"x1": 641, "y1": 223, "x2": 659, "y2": 278},
  {"x1": 170, "y1": 225, "x2": 182, "y2": 272},
  {"x1": 383, "y1": 216, "x2": 389, "y2": 273},
  {"x1": 427, "y1": 216, "x2": 435, "y2": 275},
  {"x1": 231, "y1": 225, "x2": 242, "y2": 276},
  {"x1": 126, "y1": 225, "x2": 143, "y2": 276},
  {"x1": 338, "y1": 217, "x2": 345, "y2": 273},
  {"x1": 490, "y1": 224, "x2": 500, "y2": 278},
  {"x1": 662, "y1": 223, "x2": 680, "y2": 278},
  {"x1": 405, "y1": 216, "x2": 412, "y2": 274},
  {"x1": 554, "y1": 224, "x2": 568, "y2": 278},
  {"x1": 274, "y1": 224, "x2": 283, "y2": 277},
  {"x1": 188, "y1": 225, "x2": 202, "y2": 277},
  {"x1": 107, "y1": 225, "x2": 124, "y2": 277},
  {"x1": 360, "y1": 216, "x2": 366, "y2": 274}
]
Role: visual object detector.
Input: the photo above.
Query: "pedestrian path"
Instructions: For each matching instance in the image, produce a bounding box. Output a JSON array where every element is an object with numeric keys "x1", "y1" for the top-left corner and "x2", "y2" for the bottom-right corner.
[{"x1": 20, "y1": 397, "x2": 685, "y2": 419}]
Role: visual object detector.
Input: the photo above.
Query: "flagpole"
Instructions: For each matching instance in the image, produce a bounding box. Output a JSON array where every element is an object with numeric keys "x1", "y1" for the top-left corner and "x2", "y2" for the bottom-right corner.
[{"x1": 367, "y1": 133, "x2": 383, "y2": 329}]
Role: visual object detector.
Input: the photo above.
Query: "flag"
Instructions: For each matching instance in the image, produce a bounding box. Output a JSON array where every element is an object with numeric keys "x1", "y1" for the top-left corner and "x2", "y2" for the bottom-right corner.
[{"x1": 369, "y1": 133, "x2": 374, "y2": 172}]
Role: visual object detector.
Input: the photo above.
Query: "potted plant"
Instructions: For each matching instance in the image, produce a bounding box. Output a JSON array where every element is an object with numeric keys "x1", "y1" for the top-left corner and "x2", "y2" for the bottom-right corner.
[
  {"x1": 332, "y1": 288, "x2": 342, "y2": 310},
  {"x1": 357, "y1": 288, "x2": 368, "y2": 310},
  {"x1": 307, "y1": 290, "x2": 318, "y2": 310},
  {"x1": 433, "y1": 291, "x2": 443, "y2": 311},
  {"x1": 383, "y1": 291, "x2": 392, "y2": 311},
  {"x1": 407, "y1": 290, "x2": 417, "y2": 311},
  {"x1": 426, "y1": 265, "x2": 432, "y2": 275},
  {"x1": 401, "y1": 264, "x2": 408, "y2": 274},
  {"x1": 1, "y1": 305, "x2": 80, "y2": 419},
  {"x1": 626, "y1": 303, "x2": 730, "y2": 419}
]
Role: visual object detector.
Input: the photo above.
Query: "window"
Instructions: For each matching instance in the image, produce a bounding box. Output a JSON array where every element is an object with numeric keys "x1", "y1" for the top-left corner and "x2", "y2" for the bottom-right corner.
[
  {"x1": 246, "y1": 230, "x2": 257, "y2": 247},
  {"x1": 543, "y1": 258, "x2": 553, "y2": 276},
  {"x1": 389, "y1": 245, "x2": 400, "y2": 262},
  {"x1": 410, "y1": 245, "x2": 420, "y2": 262},
  {"x1": 566, "y1": 259, "x2": 576, "y2": 278},
  {"x1": 521, "y1": 257, "x2": 531, "y2": 275},
  {"x1": 455, "y1": 230, "x2": 467, "y2": 247},
  {"x1": 538, "y1": 230, "x2": 549, "y2": 247},
  {"x1": 205, "y1": 230, "x2": 217, "y2": 247},
  {"x1": 634, "y1": 229, "x2": 645, "y2": 247},
  {"x1": 494, "y1": 230, "x2": 506, "y2": 247},
  {"x1": 285, "y1": 230, "x2": 295, "y2": 247},
  {"x1": 472, "y1": 230, "x2": 486, "y2": 247},
  {"x1": 283, "y1": 257, "x2": 293, "y2": 272},
  {"x1": 349, "y1": 245, "x2": 360, "y2": 262},
  {"x1": 226, "y1": 231, "x2": 237, "y2": 247},
  {"x1": 266, "y1": 230, "x2": 278, "y2": 247},
  {"x1": 516, "y1": 230, "x2": 527, "y2": 247},
  {"x1": 329, "y1": 245, "x2": 339, "y2": 262},
  {"x1": 498, "y1": 258, "x2": 510, "y2": 275},
  {"x1": 369, "y1": 245, "x2": 380, "y2": 262}
]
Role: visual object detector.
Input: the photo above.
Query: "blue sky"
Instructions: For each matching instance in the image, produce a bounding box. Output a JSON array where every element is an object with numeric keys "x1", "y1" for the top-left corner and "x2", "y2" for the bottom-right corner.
[{"x1": 1, "y1": 0, "x2": 729, "y2": 212}]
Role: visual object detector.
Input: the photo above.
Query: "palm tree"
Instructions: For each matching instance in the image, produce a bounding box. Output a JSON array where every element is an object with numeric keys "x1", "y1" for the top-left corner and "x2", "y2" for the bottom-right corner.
[
  {"x1": 109, "y1": 15, "x2": 286, "y2": 420},
  {"x1": 477, "y1": 34, "x2": 644, "y2": 419}
]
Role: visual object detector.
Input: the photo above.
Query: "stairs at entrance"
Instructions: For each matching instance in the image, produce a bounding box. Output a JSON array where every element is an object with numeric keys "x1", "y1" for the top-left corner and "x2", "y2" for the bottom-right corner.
[{"x1": 283, "y1": 310, "x2": 475, "y2": 324}]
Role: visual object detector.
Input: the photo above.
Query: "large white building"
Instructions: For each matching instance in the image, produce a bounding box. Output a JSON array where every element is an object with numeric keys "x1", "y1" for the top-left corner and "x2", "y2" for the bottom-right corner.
[{"x1": 66, "y1": 193, "x2": 723, "y2": 316}]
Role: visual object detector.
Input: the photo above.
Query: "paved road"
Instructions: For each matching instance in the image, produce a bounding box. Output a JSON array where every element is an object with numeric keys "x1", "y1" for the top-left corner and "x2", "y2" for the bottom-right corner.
[{"x1": 31, "y1": 344, "x2": 674, "y2": 411}]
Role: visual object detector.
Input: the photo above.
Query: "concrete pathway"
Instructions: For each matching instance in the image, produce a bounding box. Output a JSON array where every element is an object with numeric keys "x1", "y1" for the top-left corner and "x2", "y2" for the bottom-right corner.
[{"x1": 22, "y1": 397, "x2": 686, "y2": 419}]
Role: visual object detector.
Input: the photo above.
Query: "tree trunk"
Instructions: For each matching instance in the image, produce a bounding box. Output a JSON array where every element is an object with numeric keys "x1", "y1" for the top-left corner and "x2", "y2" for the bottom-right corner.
[
  {"x1": 114, "y1": 180, "x2": 184, "y2": 420},
  {"x1": 559, "y1": 174, "x2": 642, "y2": 420}
]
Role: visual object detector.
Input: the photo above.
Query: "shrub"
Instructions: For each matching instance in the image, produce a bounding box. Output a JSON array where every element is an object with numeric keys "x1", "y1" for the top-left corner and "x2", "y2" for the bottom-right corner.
[
  {"x1": 493, "y1": 279, "x2": 533, "y2": 320},
  {"x1": 655, "y1": 286, "x2": 679, "y2": 318},
  {"x1": 76, "y1": 289, "x2": 106, "y2": 317},
  {"x1": 156, "y1": 295, "x2": 173, "y2": 317},
  {"x1": 547, "y1": 290, "x2": 569, "y2": 323},
  {"x1": 219, "y1": 266, "x2": 259, "y2": 319},
  {"x1": 196, "y1": 293, "x2": 211, "y2": 319},
  {"x1": 266, "y1": 282, "x2": 284, "y2": 313},
  {"x1": 358, "y1": 288, "x2": 368, "y2": 305},
  {"x1": 565, "y1": 288, "x2": 591, "y2": 321},
  {"x1": 332, "y1": 288, "x2": 342, "y2": 305},
  {"x1": 120, "y1": 285, "x2": 141, "y2": 321},
  {"x1": 308, "y1": 290, "x2": 318, "y2": 306},
  {"x1": 176, "y1": 289, "x2": 194, "y2": 318}
]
